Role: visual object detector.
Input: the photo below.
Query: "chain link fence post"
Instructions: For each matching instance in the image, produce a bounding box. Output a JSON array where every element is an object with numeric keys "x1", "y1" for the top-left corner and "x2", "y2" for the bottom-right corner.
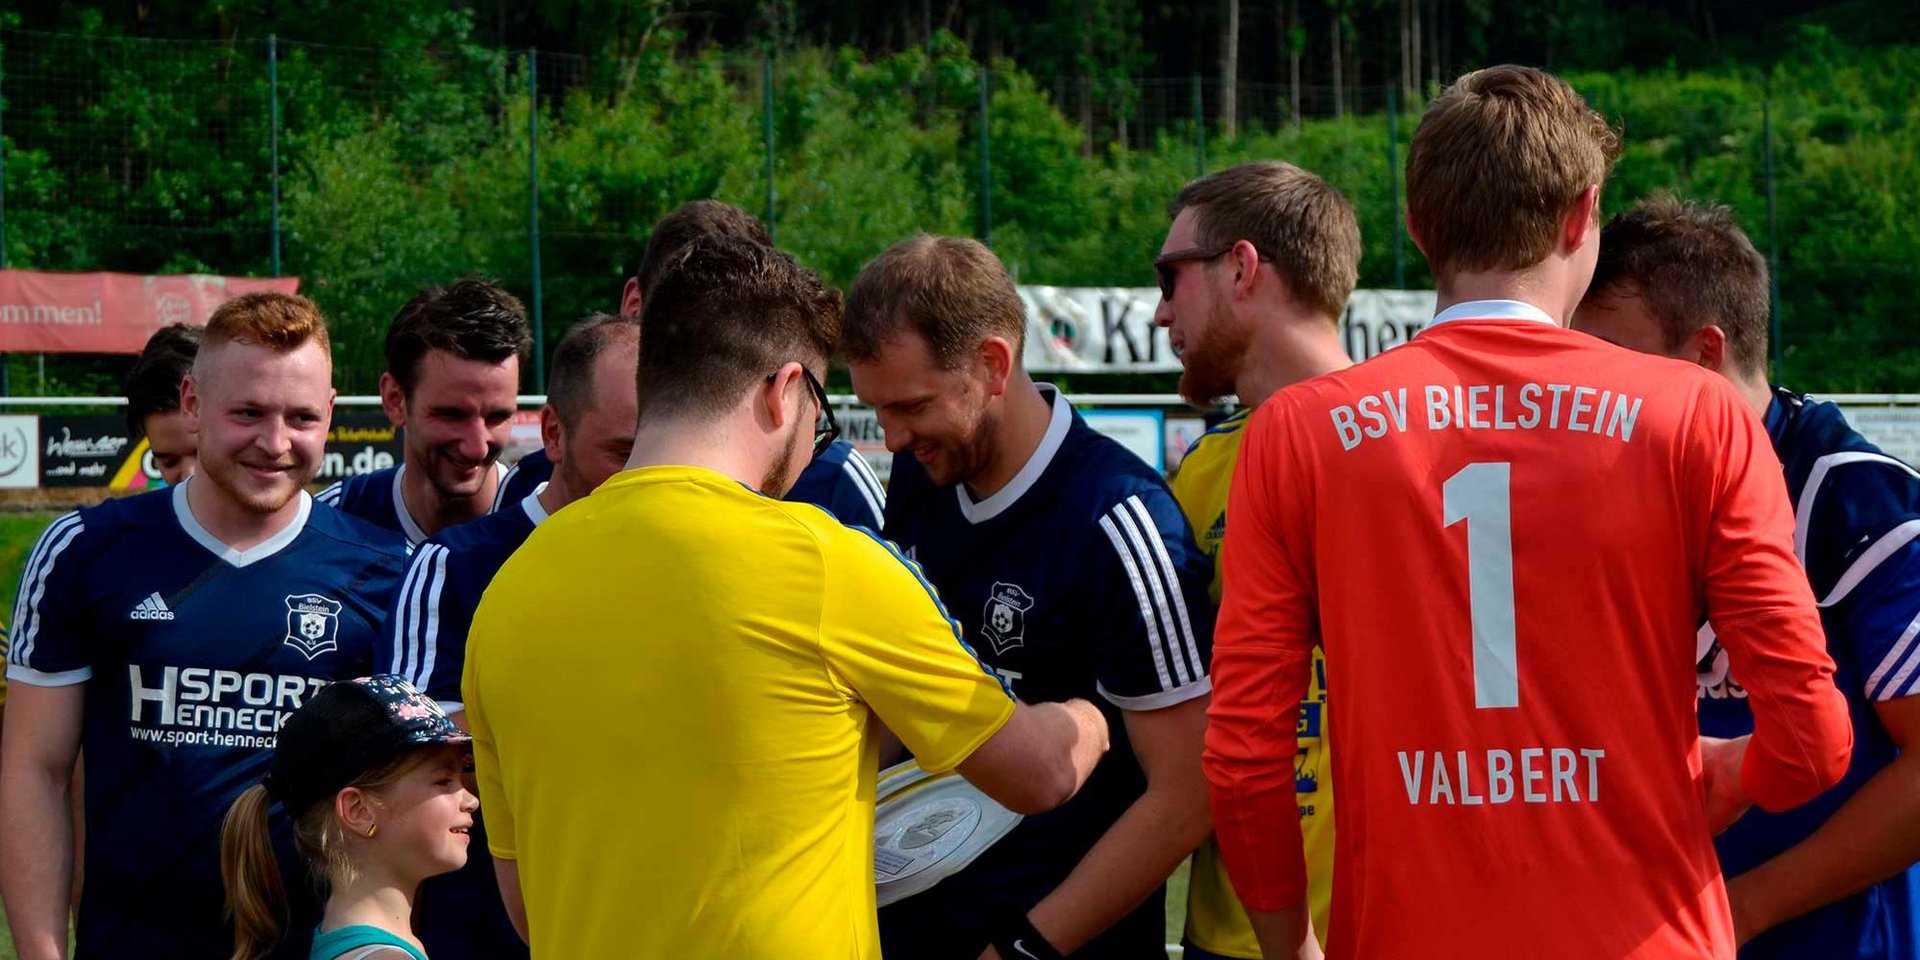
[
  {"x1": 1191, "y1": 73, "x2": 1205, "y2": 177},
  {"x1": 762, "y1": 56, "x2": 777, "y2": 243},
  {"x1": 1763, "y1": 96, "x2": 1783, "y2": 377},
  {"x1": 1388, "y1": 84, "x2": 1404, "y2": 288},
  {"x1": 527, "y1": 49, "x2": 546, "y2": 390},
  {"x1": 269, "y1": 34, "x2": 282, "y2": 277},
  {"x1": 979, "y1": 64, "x2": 993, "y2": 247}
]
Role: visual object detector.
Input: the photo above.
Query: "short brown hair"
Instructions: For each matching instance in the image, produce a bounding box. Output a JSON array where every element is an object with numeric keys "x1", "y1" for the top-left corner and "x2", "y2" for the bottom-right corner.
[
  {"x1": 842, "y1": 235, "x2": 1025, "y2": 369},
  {"x1": 125, "y1": 323, "x2": 203, "y2": 436},
  {"x1": 1407, "y1": 65, "x2": 1621, "y2": 278},
  {"x1": 1168, "y1": 161, "x2": 1361, "y2": 318},
  {"x1": 632, "y1": 200, "x2": 773, "y2": 298},
  {"x1": 637, "y1": 237, "x2": 841, "y2": 422},
  {"x1": 385, "y1": 279, "x2": 532, "y2": 395},
  {"x1": 1585, "y1": 194, "x2": 1772, "y2": 377},
  {"x1": 202, "y1": 292, "x2": 330, "y2": 357},
  {"x1": 547, "y1": 313, "x2": 639, "y2": 432}
]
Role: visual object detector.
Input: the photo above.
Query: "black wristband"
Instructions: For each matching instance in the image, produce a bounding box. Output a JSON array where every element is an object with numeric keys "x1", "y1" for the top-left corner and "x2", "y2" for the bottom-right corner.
[{"x1": 991, "y1": 913, "x2": 1065, "y2": 960}]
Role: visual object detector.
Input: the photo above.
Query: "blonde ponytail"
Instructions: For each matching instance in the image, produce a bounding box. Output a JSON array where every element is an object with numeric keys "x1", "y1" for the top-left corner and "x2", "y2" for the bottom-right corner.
[{"x1": 220, "y1": 783, "x2": 288, "y2": 960}]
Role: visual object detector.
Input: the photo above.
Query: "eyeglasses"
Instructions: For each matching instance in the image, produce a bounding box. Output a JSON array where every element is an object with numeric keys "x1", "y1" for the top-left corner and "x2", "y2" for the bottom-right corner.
[
  {"x1": 768, "y1": 365, "x2": 841, "y2": 460},
  {"x1": 1154, "y1": 241, "x2": 1273, "y2": 301}
]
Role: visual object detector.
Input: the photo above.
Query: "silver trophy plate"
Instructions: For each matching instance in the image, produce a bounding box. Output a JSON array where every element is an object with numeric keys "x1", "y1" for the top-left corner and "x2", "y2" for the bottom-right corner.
[{"x1": 873, "y1": 760, "x2": 1023, "y2": 906}]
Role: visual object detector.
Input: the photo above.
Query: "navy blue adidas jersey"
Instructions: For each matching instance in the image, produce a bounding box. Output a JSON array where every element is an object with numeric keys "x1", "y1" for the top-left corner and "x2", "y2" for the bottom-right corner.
[
  {"x1": 1701, "y1": 388, "x2": 1920, "y2": 959},
  {"x1": 492, "y1": 448, "x2": 549, "y2": 513},
  {"x1": 490, "y1": 440, "x2": 885, "y2": 529},
  {"x1": 390, "y1": 489, "x2": 545, "y2": 714},
  {"x1": 877, "y1": 388, "x2": 1212, "y2": 960},
  {"x1": 5, "y1": 482, "x2": 409, "y2": 960},
  {"x1": 318, "y1": 462, "x2": 507, "y2": 546},
  {"x1": 388, "y1": 486, "x2": 548, "y2": 960}
]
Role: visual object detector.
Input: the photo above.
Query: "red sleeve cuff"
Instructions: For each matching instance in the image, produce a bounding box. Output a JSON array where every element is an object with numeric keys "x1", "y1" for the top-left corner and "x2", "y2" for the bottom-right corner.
[
  {"x1": 1206, "y1": 774, "x2": 1308, "y2": 911},
  {"x1": 1203, "y1": 648, "x2": 1312, "y2": 911}
]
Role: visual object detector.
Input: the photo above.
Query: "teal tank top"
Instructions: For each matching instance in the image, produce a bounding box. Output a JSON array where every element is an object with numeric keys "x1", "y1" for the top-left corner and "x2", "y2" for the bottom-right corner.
[{"x1": 309, "y1": 924, "x2": 429, "y2": 960}]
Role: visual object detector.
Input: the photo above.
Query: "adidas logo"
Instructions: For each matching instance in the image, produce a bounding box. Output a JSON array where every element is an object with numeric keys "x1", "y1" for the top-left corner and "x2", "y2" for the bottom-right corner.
[{"x1": 129, "y1": 592, "x2": 175, "y2": 621}]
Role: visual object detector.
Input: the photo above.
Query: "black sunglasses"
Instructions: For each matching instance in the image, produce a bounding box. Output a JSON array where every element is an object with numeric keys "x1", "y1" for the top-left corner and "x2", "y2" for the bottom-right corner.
[
  {"x1": 767, "y1": 366, "x2": 841, "y2": 459},
  {"x1": 1154, "y1": 241, "x2": 1273, "y2": 301}
]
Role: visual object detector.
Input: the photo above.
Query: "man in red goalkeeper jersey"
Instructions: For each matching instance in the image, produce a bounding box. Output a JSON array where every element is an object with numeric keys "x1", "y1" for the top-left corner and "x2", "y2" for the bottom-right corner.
[{"x1": 1203, "y1": 64, "x2": 1853, "y2": 960}]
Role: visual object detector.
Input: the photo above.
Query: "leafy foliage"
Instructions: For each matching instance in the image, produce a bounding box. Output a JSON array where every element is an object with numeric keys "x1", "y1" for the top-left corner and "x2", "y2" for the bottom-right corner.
[{"x1": 0, "y1": 11, "x2": 1916, "y2": 392}]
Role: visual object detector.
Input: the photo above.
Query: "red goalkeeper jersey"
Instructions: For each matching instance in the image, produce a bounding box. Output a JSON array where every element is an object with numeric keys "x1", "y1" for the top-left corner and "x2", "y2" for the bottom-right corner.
[{"x1": 1204, "y1": 301, "x2": 1852, "y2": 959}]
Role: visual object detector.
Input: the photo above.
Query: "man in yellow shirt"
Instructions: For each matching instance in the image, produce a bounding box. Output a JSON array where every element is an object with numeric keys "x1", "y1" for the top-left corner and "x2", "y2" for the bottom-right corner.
[
  {"x1": 464, "y1": 236, "x2": 1110, "y2": 960},
  {"x1": 1154, "y1": 161, "x2": 1362, "y2": 960}
]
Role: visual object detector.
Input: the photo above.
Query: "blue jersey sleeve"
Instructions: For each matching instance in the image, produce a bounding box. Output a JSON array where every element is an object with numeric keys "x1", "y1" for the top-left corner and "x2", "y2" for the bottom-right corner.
[
  {"x1": 1844, "y1": 544, "x2": 1920, "y2": 701},
  {"x1": 386, "y1": 541, "x2": 480, "y2": 710},
  {"x1": 1086, "y1": 484, "x2": 1215, "y2": 710},
  {"x1": 6, "y1": 511, "x2": 93, "y2": 686},
  {"x1": 786, "y1": 441, "x2": 886, "y2": 529},
  {"x1": 494, "y1": 449, "x2": 552, "y2": 513},
  {"x1": 1803, "y1": 458, "x2": 1920, "y2": 702}
]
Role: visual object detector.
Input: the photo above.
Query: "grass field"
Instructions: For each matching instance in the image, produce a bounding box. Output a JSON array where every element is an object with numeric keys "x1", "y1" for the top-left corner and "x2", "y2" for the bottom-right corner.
[
  {"x1": 0, "y1": 512, "x2": 57, "y2": 613},
  {"x1": 0, "y1": 510, "x2": 1193, "y2": 956}
]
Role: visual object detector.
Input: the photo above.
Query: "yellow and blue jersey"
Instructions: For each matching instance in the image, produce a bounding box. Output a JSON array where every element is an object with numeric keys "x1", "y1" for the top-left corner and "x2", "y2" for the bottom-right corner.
[
  {"x1": 1170, "y1": 407, "x2": 1334, "y2": 958},
  {"x1": 462, "y1": 464, "x2": 1014, "y2": 960}
]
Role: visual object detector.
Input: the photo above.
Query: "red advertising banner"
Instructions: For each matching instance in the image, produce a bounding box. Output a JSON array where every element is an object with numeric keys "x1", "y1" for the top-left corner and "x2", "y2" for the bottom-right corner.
[{"x1": 0, "y1": 269, "x2": 301, "y2": 354}]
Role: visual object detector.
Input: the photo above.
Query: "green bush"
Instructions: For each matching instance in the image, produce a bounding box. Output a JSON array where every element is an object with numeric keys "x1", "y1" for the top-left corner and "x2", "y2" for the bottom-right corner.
[{"x1": 5, "y1": 21, "x2": 1918, "y2": 392}]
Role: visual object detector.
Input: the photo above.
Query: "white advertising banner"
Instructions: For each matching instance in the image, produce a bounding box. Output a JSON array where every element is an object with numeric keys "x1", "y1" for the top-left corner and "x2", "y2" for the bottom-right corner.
[
  {"x1": 1082, "y1": 409, "x2": 1167, "y2": 472},
  {"x1": 837, "y1": 405, "x2": 1173, "y2": 483},
  {"x1": 1019, "y1": 286, "x2": 1438, "y2": 372},
  {"x1": 1837, "y1": 405, "x2": 1920, "y2": 465},
  {"x1": 838, "y1": 407, "x2": 892, "y2": 485},
  {"x1": 0, "y1": 414, "x2": 41, "y2": 488}
]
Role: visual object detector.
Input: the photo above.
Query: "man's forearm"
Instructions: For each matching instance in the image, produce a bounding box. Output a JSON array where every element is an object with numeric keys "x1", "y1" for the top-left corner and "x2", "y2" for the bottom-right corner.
[
  {"x1": 1, "y1": 765, "x2": 77, "y2": 960},
  {"x1": 494, "y1": 857, "x2": 528, "y2": 943},
  {"x1": 1728, "y1": 750, "x2": 1920, "y2": 943},
  {"x1": 1054, "y1": 699, "x2": 1109, "y2": 794},
  {"x1": 1249, "y1": 899, "x2": 1321, "y2": 960},
  {"x1": 1023, "y1": 782, "x2": 1210, "y2": 953}
]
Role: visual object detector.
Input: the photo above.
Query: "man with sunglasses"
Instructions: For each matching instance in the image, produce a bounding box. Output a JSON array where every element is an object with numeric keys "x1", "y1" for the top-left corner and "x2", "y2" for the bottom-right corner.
[
  {"x1": 494, "y1": 199, "x2": 885, "y2": 529},
  {"x1": 846, "y1": 235, "x2": 1214, "y2": 960},
  {"x1": 462, "y1": 236, "x2": 1110, "y2": 960},
  {"x1": 1153, "y1": 161, "x2": 1362, "y2": 960}
]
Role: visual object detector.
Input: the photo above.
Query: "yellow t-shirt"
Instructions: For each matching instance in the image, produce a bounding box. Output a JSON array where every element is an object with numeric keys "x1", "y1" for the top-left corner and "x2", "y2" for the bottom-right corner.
[
  {"x1": 1171, "y1": 412, "x2": 1333, "y2": 957},
  {"x1": 463, "y1": 465, "x2": 1015, "y2": 960}
]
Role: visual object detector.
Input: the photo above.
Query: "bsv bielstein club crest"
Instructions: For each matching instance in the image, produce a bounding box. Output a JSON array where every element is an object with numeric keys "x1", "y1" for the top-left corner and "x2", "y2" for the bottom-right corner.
[
  {"x1": 283, "y1": 593, "x2": 343, "y2": 660},
  {"x1": 982, "y1": 581, "x2": 1035, "y2": 656}
]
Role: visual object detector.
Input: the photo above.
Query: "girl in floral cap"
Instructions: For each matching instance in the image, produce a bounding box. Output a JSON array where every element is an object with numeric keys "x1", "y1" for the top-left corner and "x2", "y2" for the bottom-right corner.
[{"x1": 220, "y1": 675, "x2": 477, "y2": 960}]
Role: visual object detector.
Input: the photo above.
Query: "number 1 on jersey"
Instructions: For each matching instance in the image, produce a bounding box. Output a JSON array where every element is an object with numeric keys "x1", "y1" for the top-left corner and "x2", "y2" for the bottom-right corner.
[{"x1": 1443, "y1": 462, "x2": 1519, "y2": 709}]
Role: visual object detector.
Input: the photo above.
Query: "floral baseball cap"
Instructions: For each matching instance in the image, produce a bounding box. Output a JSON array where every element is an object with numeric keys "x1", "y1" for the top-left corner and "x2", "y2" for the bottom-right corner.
[{"x1": 263, "y1": 674, "x2": 472, "y2": 814}]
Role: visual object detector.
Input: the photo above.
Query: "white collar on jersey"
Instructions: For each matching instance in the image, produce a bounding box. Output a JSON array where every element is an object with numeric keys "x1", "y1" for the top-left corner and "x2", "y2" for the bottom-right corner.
[
  {"x1": 955, "y1": 384, "x2": 1072, "y2": 525},
  {"x1": 391, "y1": 461, "x2": 507, "y2": 546},
  {"x1": 521, "y1": 481, "x2": 551, "y2": 526},
  {"x1": 1428, "y1": 299, "x2": 1559, "y2": 329},
  {"x1": 172, "y1": 478, "x2": 312, "y2": 568}
]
